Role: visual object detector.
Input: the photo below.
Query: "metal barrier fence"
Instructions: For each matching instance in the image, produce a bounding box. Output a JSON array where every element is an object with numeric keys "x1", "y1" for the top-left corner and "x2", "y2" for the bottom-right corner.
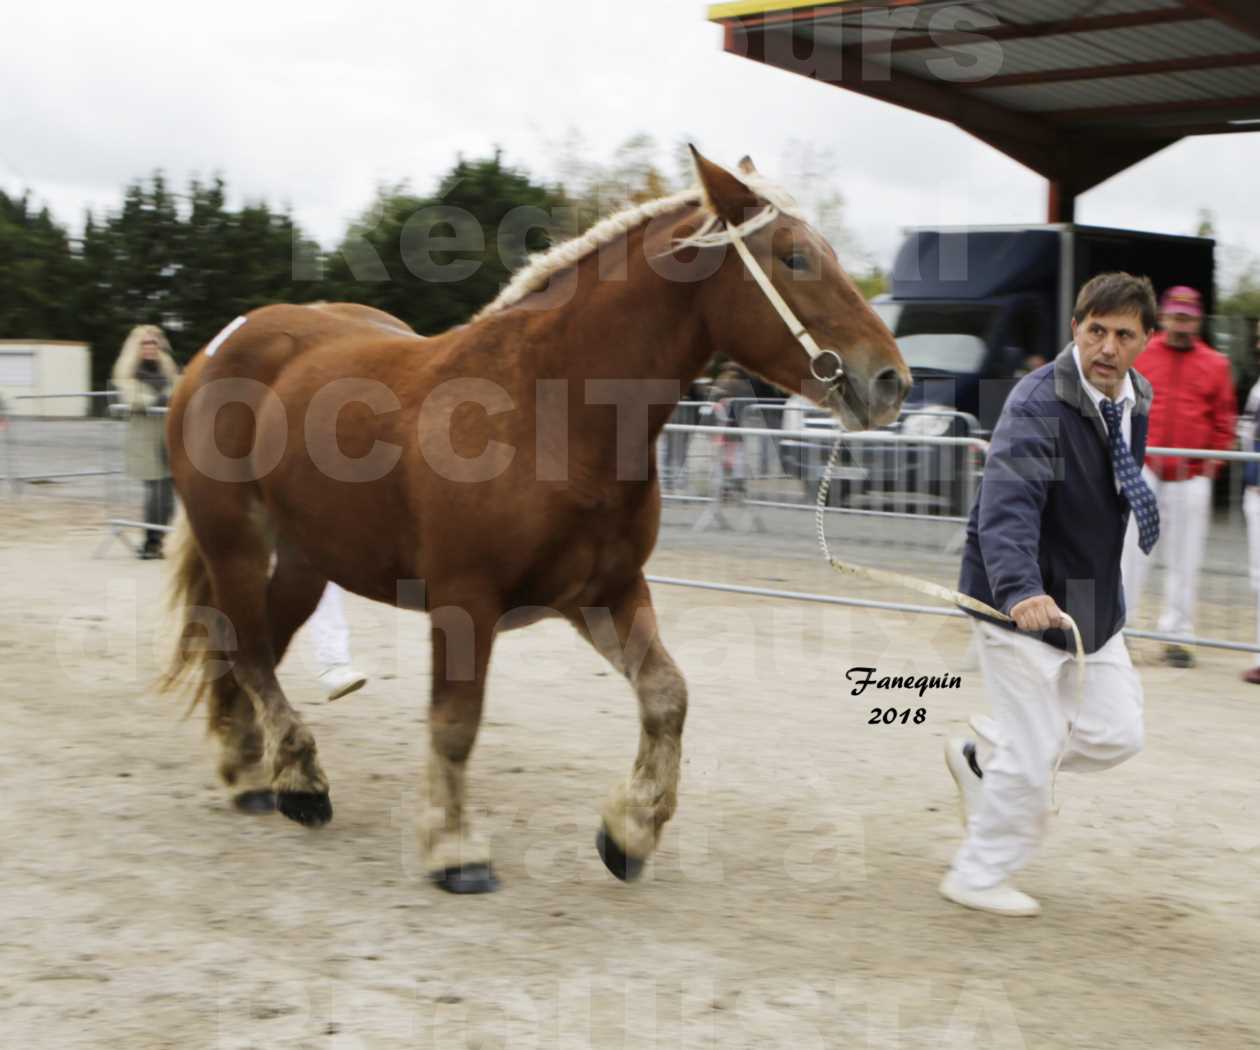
[
  {"x1": 4, "y1": 389, "x2": 1258, "y2": 655},
  {"x1": 1, "y1": 391, "x2": 172, "y2": 557},
  {"x1": 3, "y1": 392, "x2": 121, "y2": 494},
  {"x1": 659, "y1": 399, "x2": 983, "y2": 530},
  {"x1": 655, "y1": 398, "x2": 1260, "y2": 657}
]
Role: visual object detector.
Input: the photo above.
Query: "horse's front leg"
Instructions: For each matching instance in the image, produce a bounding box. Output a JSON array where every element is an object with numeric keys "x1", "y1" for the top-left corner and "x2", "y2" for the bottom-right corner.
[
  {"x1": 577, "y1": 576, "x2": 688, "y2": 881},
  {"x1": 422, "y1": 598, "x2": 500, "y2": 894}
]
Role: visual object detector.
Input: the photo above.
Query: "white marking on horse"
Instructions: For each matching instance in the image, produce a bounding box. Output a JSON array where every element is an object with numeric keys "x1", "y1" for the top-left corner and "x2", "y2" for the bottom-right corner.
[{"x1": 205, "y1": 316, "x2": 248, "y2": 358}]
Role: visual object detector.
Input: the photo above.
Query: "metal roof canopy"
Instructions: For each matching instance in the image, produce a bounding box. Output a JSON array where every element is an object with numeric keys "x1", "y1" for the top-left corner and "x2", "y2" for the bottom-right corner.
[{"x1": 707, "y1": 0, "x2": 1260, "y2": 222}]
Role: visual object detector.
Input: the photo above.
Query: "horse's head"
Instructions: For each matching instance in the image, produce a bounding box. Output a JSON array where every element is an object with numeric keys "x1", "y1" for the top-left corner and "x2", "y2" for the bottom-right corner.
[{"x1": 680, "y1": 149, "x2": 910, "y2": 429}]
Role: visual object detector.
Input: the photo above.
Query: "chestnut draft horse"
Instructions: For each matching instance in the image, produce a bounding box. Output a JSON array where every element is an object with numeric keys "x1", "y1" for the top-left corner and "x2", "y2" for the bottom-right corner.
[{"x1": 162, "y1": 149, "x2": 909, "y2": 893}]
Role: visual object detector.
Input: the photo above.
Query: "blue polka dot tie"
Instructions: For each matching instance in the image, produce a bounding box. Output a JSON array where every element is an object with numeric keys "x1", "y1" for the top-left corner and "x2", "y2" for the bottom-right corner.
[{"x1": 1099, "y1": 398, "x2": 1160, "y2": 555}]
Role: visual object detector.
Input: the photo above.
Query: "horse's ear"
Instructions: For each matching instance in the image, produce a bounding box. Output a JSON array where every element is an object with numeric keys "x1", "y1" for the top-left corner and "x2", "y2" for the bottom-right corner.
[
  {"x1": 689, "y1": 145, "x2": 762, "y2": 228},
  {"x1": 737, "y1": 156, "x2": 758, "y2": 175}
]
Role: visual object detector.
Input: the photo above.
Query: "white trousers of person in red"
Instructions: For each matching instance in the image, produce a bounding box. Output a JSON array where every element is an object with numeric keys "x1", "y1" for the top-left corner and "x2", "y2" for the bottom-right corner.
[{"x1": 1120, "y1": 466, "x2": 1212, "y2": 637}]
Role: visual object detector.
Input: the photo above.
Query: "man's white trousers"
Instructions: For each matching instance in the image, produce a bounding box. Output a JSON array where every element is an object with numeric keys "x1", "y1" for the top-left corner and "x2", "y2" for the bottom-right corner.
[{"x1": 949, "y1": 622, "x2": 1144, "y2": 890}]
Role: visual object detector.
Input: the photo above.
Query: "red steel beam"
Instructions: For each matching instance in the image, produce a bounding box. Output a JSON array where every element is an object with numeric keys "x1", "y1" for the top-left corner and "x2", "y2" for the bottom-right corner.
[
  {"x1": 1041, "y1": 94, "x2": 1260, "y2": 122},
  {"x1": 1180, "y1": 0, "x2": 1260, "y2": 41},
  {"x1": 1113, "y1": 119, "x2": 1260, "y2": 136},
  {"x1": 717, "y1": 3, "x2": 1211, "y2": 40},
  {"x1": 1047, "y1": 181, "x2": 1075, "y2": 224},
  {"x1": 975, "y1": 50, "x2": 1260, "y2": 90},
  {"x1": 886, "y1": 7, "x2": 1210, "y2": 52}
]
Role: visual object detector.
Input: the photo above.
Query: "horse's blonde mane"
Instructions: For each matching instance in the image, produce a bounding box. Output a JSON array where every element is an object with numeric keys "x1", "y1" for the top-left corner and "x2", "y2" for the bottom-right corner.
[{"x1": 473, "y1": 171, "x2": 805, "y2": 321}]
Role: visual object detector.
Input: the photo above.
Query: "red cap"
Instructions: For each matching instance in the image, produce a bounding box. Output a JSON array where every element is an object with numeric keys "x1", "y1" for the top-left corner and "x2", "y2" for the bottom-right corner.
[{"x1": 1160, "y1": 285, "x2": 1202, "y2": 317}]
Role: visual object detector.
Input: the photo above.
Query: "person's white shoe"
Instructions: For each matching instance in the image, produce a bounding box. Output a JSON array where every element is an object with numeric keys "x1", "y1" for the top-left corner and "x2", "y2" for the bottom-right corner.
[
  {"x1": 945, "y1": 737, "x2": 985, "y2": 827},
  {"x1": 319, "y1": 664, "x2": 367, "y2": 701},
  {"x1": 968, "y1": 714, "x2": 1002, "y2": 747},
  {"x1": 939, "y1": 872, "x2": 1040, "y2": 917}
]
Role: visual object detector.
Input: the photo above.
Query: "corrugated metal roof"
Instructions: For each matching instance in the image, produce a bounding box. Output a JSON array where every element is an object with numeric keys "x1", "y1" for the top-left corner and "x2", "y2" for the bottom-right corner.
[
  {"x1": 823, "y1": 15, "x2": 1255, "y2": 64},
  {"x1": 709, "y1": 0, "x2": 1260, "y2": 192},
  {"x1": 972, "y1": 74, "x2": 1222, "y2": 113},
  {"x1": 902, "y1": 21, "x2": 1253, "y2": 65},
  {"x1": 810, "y1": 0, "x2": 1185, "y2": 31},
  {"x1": 812, "y1": 9, "x2": 1258, "y2": 80},
  {"x1": 982, "y1": 0, "x2": 1182, "y2": 27},
  {"x1": 713, "y1": 0, "x2": 1260, "y2": 138}
]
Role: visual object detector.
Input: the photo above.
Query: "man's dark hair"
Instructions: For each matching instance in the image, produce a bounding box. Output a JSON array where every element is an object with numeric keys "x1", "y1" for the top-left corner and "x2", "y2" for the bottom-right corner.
[{"x1": 1072, "y1": 272, "x2": 1157, "y2": 333}]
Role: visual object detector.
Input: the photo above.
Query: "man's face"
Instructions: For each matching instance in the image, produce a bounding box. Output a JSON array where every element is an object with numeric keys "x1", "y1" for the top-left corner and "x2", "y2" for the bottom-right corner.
[
  {"x1": 1161, "y1": 310, "x2": 1201, "y2": 349},
  {"x1": 1072, "y1": 310, "x2": 1149, "y2": 399}
]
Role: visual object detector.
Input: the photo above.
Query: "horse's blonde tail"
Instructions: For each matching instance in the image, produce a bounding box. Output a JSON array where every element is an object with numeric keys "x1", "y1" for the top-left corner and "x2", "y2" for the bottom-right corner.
[{"x1": 159, "y1": 507, "x2": 216, "y2": 710}]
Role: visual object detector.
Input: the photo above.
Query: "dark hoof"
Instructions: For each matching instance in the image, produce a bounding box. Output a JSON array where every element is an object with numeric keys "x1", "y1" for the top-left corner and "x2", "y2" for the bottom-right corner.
[
  {"x1": 276, "y1": 791, "x2": 333, "y2": 827},
  {"x1": 232, "y1": 789, "x2": 276, "y2": 814},
  {"x1": 595, "y1": 825, "x2": 644, "y2": 882},
  {"x1": 429, "y1": 863, "x2": 500, "y2": 894}
]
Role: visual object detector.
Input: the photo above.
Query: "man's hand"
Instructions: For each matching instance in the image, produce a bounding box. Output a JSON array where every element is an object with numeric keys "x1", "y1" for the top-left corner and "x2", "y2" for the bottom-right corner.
[{"x1": 1009, "y1": 594, "x2": 1068, "y2": 632}]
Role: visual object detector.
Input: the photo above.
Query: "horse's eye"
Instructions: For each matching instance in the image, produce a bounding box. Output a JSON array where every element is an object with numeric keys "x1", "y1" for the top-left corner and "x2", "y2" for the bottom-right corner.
[{"x1": 782, "y1": 252, "x2": 808, "y2": 271}]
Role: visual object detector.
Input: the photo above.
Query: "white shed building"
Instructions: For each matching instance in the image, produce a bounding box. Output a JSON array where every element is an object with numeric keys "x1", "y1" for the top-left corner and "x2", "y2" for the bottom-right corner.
[{"x1": 0, "y1": 341, "x2": 92, "y2": 417}]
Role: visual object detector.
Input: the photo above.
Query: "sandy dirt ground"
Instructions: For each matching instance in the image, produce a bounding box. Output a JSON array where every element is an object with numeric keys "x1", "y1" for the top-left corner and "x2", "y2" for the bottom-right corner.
[{"x1": 2, "y1": 496, "x2": 1259, "y2": 1049}]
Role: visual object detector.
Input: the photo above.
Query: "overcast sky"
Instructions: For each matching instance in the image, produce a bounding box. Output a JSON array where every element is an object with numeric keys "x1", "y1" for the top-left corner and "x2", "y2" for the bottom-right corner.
[{"x1": 5, "y1": 0, "x2": 1260, "y2": 281}]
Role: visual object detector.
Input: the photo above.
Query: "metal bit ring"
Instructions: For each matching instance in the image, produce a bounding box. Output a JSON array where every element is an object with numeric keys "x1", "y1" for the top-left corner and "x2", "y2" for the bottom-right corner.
[{"x1": 809, "y1": 349, "x2": 844, "y2": 384}]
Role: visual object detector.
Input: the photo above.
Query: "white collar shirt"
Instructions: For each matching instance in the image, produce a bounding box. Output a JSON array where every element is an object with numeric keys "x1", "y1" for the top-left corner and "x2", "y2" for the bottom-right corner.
[{"x1": 1072, "y1": 344, "x2": 1136, "y2": 493}]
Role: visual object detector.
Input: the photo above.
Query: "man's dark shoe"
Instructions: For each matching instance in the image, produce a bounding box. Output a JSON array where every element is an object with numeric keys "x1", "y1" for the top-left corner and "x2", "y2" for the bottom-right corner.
[
  {"x1": 1242, "y1": 667, "x2": 1260, "y2": 686},
  {"x1": 1164, "y1": 645, "x2": 1195, "y2": 669}
]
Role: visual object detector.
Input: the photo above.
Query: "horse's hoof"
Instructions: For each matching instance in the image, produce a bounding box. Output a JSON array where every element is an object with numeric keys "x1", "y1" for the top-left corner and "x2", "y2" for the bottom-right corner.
[
  {"x1": 276, "y1": 791, "x2": 333, "y2": 827},
  {"x1": 429, "y1": 863, "x2": 500, "y2": 894},
  {"x1": 595, "y1": 825, "x2": 644, "y2": 882},
  {"x1": 232, "y1": 789, "x2": 276, "y2": 814}
]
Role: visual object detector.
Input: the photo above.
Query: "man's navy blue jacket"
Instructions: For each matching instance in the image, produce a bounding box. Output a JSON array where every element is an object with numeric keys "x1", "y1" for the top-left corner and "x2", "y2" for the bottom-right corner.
[{"x1": 958, "y1": 347, "x2": 1154, "y2": 654}]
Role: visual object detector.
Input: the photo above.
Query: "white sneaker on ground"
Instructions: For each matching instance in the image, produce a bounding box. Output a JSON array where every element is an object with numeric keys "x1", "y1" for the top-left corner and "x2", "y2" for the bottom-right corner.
[
  {"x1": 939, "y1": 872, "x2": 1040, "y2": 917},
  {"x1": 968, "y1": 714, "x2": 1001, "y2": 747},
  {"x1": 319, "y1": 664, "x2": 367, "y2": 701},
  {"x1": 945, "y1": 737, "x2": 985, "y2": 827}
]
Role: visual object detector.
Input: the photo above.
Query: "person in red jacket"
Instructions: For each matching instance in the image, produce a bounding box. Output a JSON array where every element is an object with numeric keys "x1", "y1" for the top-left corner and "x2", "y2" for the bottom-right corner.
[{"x1": 1120, "y1": 286, "x2": 1237, "y2": 667}]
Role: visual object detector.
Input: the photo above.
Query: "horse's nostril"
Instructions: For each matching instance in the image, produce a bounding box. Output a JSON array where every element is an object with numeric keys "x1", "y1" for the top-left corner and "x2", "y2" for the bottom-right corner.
[{"x1": 873, "y1": 367, "x2": 908, "y2": 406}]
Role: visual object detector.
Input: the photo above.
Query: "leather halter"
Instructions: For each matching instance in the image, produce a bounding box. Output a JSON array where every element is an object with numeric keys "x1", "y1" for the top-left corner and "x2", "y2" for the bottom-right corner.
[{"x1": 726, "y1": 224, "x2": 845, "y2": 390}]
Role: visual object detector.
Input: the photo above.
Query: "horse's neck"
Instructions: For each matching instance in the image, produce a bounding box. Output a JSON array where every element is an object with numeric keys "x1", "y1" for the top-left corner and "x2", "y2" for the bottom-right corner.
[
  {"x1": 475, "y1": 209, "x2": 720, "y2": 483},
  {"x1": 536, "y1": 218, "x2": 715, "y2": 433}
]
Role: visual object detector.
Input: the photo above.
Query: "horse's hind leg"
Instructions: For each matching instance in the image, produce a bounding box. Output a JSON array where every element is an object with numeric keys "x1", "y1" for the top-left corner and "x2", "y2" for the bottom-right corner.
[
  {"x1": 267, "y1": 538, "x2": 329, "y2": 667},
  {"x1": 210, "y1": 678, "x2": 272, "y2": 812},
  {"x1": 200, "y1": 511, "x2": 333, "y2": 827},
  {"x1": 574, "y1": 575, "x2": 687, "y2": 881},
  {"x1": 213, "y1": 540, "x2": 329, "y2": 814}
]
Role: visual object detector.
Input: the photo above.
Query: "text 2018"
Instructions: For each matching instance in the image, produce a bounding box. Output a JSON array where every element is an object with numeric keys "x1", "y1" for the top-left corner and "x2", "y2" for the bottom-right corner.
[{"x1": 868, "y1": 708, "x2": 927, "y2": 725}]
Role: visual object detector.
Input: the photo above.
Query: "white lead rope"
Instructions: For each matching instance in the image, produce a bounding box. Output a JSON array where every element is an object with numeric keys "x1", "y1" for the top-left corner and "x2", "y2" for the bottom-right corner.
[{"x1": 813, "y1": 437, "x2": 1085, "y2": 812}]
